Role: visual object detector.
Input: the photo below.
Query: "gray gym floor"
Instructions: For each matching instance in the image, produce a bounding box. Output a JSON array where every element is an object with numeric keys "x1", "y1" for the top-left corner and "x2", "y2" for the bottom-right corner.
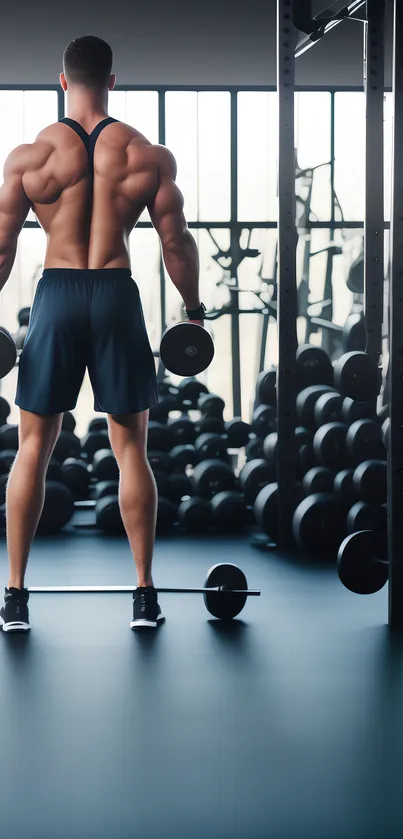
[{"x1": 0, "y1": 527, "x2": 400, "y2": 839}]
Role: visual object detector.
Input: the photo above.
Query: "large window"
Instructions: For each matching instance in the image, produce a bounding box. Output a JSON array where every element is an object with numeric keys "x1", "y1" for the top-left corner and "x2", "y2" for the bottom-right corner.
[{"x1": 0, "y1": 86, "x2": 392, "y2": 434}]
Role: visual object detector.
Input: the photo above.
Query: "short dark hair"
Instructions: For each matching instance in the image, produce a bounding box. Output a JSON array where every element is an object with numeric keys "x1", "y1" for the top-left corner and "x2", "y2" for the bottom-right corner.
[{"x1": 63, "y1": 36, "x2": 113, "y2": 88}]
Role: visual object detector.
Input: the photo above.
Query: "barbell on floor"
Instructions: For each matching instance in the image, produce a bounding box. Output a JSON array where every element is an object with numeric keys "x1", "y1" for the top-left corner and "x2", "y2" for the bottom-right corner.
[{"x1": 28, "y1": 563, "x2": 261, "y2": 620}]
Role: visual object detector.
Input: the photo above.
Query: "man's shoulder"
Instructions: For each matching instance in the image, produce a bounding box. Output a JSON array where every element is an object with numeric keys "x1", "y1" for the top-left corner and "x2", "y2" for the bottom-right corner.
[
  {"x1": 3, "y1": 142, "x2": 46, "y2": 177},
  {"x1": 8, "y1": 123, "x2": 64, "y2": 170},
  {"x1": 136, "y1": 143, "x2": 176, "y2": 177}
]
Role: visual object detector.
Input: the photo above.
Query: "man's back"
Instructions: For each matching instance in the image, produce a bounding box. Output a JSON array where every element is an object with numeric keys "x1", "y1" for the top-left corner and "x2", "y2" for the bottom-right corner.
[{"x1": 15, "y1": 118, "x2": 163, "y2": 270}]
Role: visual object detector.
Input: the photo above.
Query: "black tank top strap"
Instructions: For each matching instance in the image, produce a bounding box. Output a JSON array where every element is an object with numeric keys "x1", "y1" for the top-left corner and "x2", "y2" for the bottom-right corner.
[{"x1": 59, "y1": 117, "x2": 120, "y2": 181}]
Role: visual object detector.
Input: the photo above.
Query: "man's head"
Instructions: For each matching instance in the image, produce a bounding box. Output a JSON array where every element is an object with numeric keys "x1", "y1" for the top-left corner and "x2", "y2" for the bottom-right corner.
[{"x1": 61, "y1": 36, "x2": 115, "y2": 92}]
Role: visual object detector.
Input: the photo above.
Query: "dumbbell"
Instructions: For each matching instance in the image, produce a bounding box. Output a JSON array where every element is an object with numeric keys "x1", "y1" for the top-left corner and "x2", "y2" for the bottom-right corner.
[
  {"x1": 0, "y1": 397, "x2": 10, "y2": 426},
  {"x1": 0, "y1": 327, "x2": 20, "y2": 378},
  {"x1": 297, "y1": 385, "x2": 336, "y2": 432},
  {"x1": 196, "y1": 417, "x2": 226, "y2": 436},
  {"x1": 160, "y1": 321, "x2": 214, "y2": 377},
  {"x1": 313, "y1": 423, "x2": 349, "y2": 471},
  {"x1": 346, "y1": 502, "x2": 386, "y2": 536},
  {"x1": 197, "y1": 393, "x2": 225, "y2": 419},
  {"x1": 178, "y1": 497, "x2": 213, "y2": 533},
  {"x1": 293, "y1": 494, "x2": 347, "y2": 558},
  {"x1": 169, "y1": 444, "x2": 199, "y2": 472},
  {"x1": 251, "y1": 405, "x2": 277, "y2": 439},
  {"x1": 147, "y1": 421, "x2": 175, "y2": 452},
  {"x1": 334, "y1": 469, "x2": 356, "y2": 506},
  {"x1": 225, "y1": 419, "x2": 251, "y2": 449},
  {"x1": 346, "y1": 419, "x2": 386, "y2": 465},
  {"x1": 245, "y1": 437, "x2": 264, "y2": 461},
  {"x1": 334, "y1": 352, "x2": 381, "y2": 403},
  {"x1": 256, "y1": 368, "x2": 276, "y2": 407},
  {"x1": 88, "y1": 417, "x2": 108, "y2": 433},
  {"x1": 194, "y1": 433, "x2": 229, "y2": 462},
  {"x1": 211, "y1": 491, "x2": 248, "y2": 532},
  {"x1": 352, "y1": 460, "x2": 387, "y2": 505},
  {"x1": 191, "y1": 459, "x2": 236, "y2": 500},
  {"x1": 253, "y1": 483, "x2": 305, "y2": 543},
  {"x1": 337, "y1": 530, "x2": 388, "y2": 594},
  {"x1": 167, "y1": 412, "x2": 197, "y2": 445},
  {"x1": 239, "y1": 459, "x2": 275, "y2": 505},
  {"x1": 81, "y1": 430, "x2": 111, "y2": 462},
  {"x1": 176, "y1": 378, "x2": 209, "y2": 409},
  {"x1": 296, "y1": 344, "x2": 334, "y2": 389},
  {"x1": 303, "y1": 467, "x2": 334, "y2": 495},
  {"x1": 61, "y1": 458, "x2": 91, "y2": 499},
  {"x1": 261, "y1": 428, "x2": 315, "y2": 484}
]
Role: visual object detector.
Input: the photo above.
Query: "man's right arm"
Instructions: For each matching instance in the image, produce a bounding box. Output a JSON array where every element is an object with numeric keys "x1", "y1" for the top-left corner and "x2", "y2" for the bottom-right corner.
[{"x1": 147, "y1": 146, "x2": 200, "y2": 312}]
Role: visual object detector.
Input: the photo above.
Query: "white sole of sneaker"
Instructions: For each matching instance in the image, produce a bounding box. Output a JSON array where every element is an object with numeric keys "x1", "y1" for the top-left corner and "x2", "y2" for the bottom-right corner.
[
  {"x1": 0, "y1": 617, "x2": 30, "y2": 632},
  {"x1": 130, "y1": 615, "x2": 165, "y2": 630}
]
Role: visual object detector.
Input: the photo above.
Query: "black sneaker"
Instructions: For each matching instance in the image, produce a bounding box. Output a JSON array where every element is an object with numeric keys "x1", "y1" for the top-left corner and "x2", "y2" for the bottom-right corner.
[
  {"x1": 130, "y1": 586, "x2": 165, "y2": 630},
  {"x1": 0, "y1": 587, "x2": 30, "y2": 632}
]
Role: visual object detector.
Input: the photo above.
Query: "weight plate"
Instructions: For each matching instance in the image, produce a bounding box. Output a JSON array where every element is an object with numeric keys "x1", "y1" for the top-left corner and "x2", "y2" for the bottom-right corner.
[
  {"x1": 342, "y1": 313, "x2": 365, "y2": 353},
  {"x1": 178, "y1": 497, "x2": 213, "y2": 533},
  {"x1": 176, "y1": 377, "x2": 209, "y2": 408},
  {"x1": 256, "y1": 368, "x2": 277, "y2": 406},
  {"x1": 313, "y1": 422, "x2": 348, "y2": 471},
  {"x1": 346, "y1": 501, "x2": 387, "y2": 536},
  {"x1": 239, "y1": 458, "x2": 275, "y2": 504},
  {"x1": 341, "y1": 397, "x2": 375, "y2": 425},
  {"x1": 191, "y1": 459, "x2": 236, "y2": 500},
  {"x1": 0, "y1": 327, "x2": 17, "y2": 379},
  {"x1": 333, "y1": 351, "x2": 381, "y2": 403},
  {"x1": 297, "y1": 385, "x2": 336, "y2": 431},
  {"x1": 296, "y1": 344, "x2": 334, "y2": 389},
  {"x1": 303, "y1": 466, "x2": 334, "y2": 495},
  {"x1": 333, "y1": 469, "x2": 356, "y2": 504},
  {"x1": 337, "y1": 530, "x2": 388, "y2": 594},
  {"x1": 314, "y1": 392, "x2": 343, "y2": 428},
  {"x1": 160, "y1": 322, "x2": 215, "y2": 377},
  {"x1": 346, "y1": 419, "x2": 385, "y2": 465},
  {"x1": 203, "y1": 563, "x2": 248, "y2": 619},
  {"x1": 293, "y1": 493, "x2": 346, "y2": 558},
  {"x1": 353, "y1": 459, "x2": 387, "y2": 505}
]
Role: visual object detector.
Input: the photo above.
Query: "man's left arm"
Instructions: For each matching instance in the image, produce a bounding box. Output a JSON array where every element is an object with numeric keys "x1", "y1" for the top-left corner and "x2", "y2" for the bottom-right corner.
[{"x1": 0, "y1": 148, "x2": 31, "y2": 291}]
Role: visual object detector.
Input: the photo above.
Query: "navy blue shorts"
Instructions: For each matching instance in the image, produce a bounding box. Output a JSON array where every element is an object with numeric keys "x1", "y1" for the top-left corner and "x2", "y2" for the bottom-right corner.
[{"x1": 16, "y1": 268, "x2": 158, "y2": 415}]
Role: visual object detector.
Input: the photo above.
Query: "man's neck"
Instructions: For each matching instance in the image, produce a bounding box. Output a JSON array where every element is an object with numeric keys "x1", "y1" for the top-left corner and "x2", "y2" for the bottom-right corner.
[{"x1": 66, "y1": 90, "x2": 109, "y2": 132}]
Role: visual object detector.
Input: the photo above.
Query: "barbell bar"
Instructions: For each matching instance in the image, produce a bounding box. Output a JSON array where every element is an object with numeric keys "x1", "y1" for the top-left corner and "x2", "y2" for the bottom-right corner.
[
  {"x1": 28, "y1": 563, "x2": 261, "y2": 620},
  {"x1": 28, "y1": 586, "x2": 261, "y2": 595}
]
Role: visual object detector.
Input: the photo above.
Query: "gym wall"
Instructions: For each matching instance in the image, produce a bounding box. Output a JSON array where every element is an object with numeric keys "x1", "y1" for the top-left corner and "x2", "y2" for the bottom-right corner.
[{"x1": 0, "y1": 0, "x2": 393, "y2": 88}]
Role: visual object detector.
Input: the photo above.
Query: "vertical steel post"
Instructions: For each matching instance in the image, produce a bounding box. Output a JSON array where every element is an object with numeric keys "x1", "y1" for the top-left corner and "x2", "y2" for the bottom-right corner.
[
  {"x1": 388, "y1": 0, "x2": 403, "y2": 628},
  {"x1": 364, "y1": 0, "x2": 385, "y2": 365},
  {"x1": 277, "y1": 1, "x2": 299, "y2": 548},
  {"x1": 230, "y1": 91, "x2": 242, "y2": 418}
]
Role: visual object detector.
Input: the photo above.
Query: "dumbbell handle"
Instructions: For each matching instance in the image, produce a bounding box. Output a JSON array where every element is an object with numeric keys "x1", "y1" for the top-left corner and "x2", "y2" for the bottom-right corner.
[{"x1": 28, "y1": 585, "x2": 261, "y2": 595}]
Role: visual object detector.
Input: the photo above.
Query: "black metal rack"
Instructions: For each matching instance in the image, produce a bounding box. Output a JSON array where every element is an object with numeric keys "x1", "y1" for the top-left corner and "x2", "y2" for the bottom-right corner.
[
  {"x1": 277, "y1": 0, "x2": 403, "y2": 626},
  {"x1": 388, "y1": 0, "x2": 403, "y2": 628}
]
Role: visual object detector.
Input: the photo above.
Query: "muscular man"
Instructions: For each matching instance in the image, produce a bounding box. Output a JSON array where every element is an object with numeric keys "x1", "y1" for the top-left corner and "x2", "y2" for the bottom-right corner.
[{"x1": 0, "y1": 35, "x2": 202, "y2": 632}]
